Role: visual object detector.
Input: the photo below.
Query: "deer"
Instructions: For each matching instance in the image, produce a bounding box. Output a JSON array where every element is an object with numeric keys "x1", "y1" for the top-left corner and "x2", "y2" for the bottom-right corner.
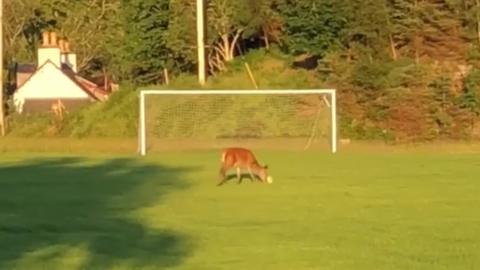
[{"x1": 218, "y1": 147, "x2": 271, "y2": 186}]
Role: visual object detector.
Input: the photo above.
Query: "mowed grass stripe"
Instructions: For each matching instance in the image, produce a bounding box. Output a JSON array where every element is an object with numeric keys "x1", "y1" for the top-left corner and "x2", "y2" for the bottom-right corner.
[{"x1": 0, "y1": 152, "x2": 479, "y2": 269}]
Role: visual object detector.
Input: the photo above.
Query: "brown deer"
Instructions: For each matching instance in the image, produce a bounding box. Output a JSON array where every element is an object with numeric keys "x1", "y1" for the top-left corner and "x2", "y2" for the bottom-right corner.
[{"x1": 218, "y1": 147, "x2": 270, "y2": 186}]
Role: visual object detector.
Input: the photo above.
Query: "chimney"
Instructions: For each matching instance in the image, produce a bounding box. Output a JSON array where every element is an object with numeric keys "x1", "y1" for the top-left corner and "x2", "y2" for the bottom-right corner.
[
  {"x1": 37, "y1": 31, "x2": 61, "y2": 68},
  {"x1": 49, "y1": 31, "x2": 58, "y2": 46},
  {"x1": 58, "y1": 39, "x2": 65, "y2": 53},
  {"x1": 60, "y1": 41, "x2": 77, "y2": 73},
  {"x1": 42, "y1": 32, "x2": 49, "y2": 46},
  {"x1": 65, "y1": 41, "x2": 71, "y2": 53}
]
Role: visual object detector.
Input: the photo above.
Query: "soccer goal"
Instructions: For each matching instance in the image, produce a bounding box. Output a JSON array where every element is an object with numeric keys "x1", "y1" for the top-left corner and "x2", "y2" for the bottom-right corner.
[{"x1": 138, "y1": 89, "x2": 337, "y2": 156}]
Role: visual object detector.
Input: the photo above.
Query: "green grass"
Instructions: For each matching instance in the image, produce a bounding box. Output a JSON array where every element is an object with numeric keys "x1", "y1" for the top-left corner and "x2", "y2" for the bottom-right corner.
[{"x1": 1, "y1": 151, "x2": 479, "y2": 270}]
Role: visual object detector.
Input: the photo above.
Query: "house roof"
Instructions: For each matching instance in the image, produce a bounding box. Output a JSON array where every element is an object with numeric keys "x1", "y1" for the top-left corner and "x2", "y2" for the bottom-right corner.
[
  {"x1": 60, "y1": 65, "x2": 100, "y2": 100},
  {"x1": 15, "y1": 60, "x2": 100, "y2": 101},
  {"x1": 16, "y1": 64, "x2": 37, "y2": 73}
]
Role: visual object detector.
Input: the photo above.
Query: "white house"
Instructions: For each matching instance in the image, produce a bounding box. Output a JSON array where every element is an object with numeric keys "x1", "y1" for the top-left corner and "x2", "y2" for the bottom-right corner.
[{"x1": 13, "y1": 31, "x2": 113, "y2": 114}]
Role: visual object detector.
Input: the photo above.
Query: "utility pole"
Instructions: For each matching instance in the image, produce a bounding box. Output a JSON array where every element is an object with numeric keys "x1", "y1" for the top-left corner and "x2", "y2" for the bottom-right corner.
[
  {"x1": 196, "y1": 0, "x2": 206, "y2": 85},
  {"x1": 0, "y1": 0, "x2": 5, "y2": 136}
]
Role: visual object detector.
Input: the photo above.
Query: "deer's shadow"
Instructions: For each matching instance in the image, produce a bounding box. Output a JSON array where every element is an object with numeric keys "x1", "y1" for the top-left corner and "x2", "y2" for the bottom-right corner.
[{"x1": 224, "y1": 173, "x2": 263, "y2": 184}]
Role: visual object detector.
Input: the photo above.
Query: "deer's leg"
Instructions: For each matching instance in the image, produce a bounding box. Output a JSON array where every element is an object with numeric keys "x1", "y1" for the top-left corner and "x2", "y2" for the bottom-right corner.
[
  {"x1": 237, "y1": 167, "x2": 243, "y2": 184},
  {"x1": 247, "y1": 167, "x2": 255, "y2": 182},
  {"x1": 218, "y1": 166, "x2": 228, "y2": 186}
]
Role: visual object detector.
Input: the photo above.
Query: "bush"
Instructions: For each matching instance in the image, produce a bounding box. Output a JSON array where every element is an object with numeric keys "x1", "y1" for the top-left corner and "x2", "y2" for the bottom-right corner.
[{"x1": 62, "y1": 87, "x2": 139, "y2": 138}]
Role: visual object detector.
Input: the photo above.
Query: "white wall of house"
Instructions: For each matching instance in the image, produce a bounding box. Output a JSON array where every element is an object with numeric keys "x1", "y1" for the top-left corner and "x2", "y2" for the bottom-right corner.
[{"x1": 13, "y1": 61, "x2": 91, "y2": 113}]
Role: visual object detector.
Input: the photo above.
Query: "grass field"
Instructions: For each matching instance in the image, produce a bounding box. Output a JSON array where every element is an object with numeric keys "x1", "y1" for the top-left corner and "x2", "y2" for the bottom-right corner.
[{"x1": 1, "y1": 149, "x2": 480, "y2": 270}]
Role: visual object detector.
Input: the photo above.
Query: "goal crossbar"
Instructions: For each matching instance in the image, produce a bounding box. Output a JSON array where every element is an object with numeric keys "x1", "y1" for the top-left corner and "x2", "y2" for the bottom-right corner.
[{"x1": 138, "y1": 89, "x2": 337, "y2": 155}]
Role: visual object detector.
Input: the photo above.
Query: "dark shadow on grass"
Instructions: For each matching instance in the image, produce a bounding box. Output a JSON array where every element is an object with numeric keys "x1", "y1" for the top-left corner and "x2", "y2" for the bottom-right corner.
[
  {"x1": 223, "y1": 173, "x2": 262, "y2": 184},
  {"x1": 0, "y1": 157, "x2": 197, "y2": 269}
]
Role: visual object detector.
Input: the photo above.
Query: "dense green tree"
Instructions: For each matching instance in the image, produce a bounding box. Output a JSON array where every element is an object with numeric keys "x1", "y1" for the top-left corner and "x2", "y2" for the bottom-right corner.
[
  {"x1": 458, "y1": 69, "x2": 480, "y2": 129},
  {"x1": 427, "y1": 75, "x2": 456, "y2": 136},
  {"x1": 164, "y1": 0, "x2": 197, "y2": 73},
  {"x1": 277, "y1": 0, "x2": 345, "y2": 56},
  {"x1": 386, "y1": 0, "x2": 421, "y2": 60},
  {"x1": 339, "y1": 0, "x2": 392, "y2": 60},
  {"x1": 107, "y1": 0, "x2": 171, "y2": 83},
  {"x1": 456, "y1": 0, "x2": 480, "y2": 43},
  {"x1": 387, "y1": 0, "x2": 465, "y2": 62}
]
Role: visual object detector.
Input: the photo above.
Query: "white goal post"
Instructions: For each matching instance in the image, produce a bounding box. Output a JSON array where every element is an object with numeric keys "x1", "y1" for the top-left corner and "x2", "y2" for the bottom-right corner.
[{"x1": 138, "y1": 89, "x2": 337, "y2": 156}]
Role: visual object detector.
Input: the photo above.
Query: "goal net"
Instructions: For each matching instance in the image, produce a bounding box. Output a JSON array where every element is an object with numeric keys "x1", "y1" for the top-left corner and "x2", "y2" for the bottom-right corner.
[{"x1": 138, "y1": 89, "x2": 337, "y2": 155}]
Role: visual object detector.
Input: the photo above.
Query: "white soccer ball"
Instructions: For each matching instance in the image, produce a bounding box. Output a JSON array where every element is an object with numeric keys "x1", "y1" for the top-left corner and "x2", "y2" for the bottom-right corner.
[{"x1": 266, "y1": 176, "x2": 273, "y2": 184}]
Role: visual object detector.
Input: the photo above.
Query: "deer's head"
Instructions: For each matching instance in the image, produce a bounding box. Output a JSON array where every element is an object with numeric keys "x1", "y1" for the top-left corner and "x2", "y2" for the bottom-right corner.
[{"x1": 257, "y1": 165, "x2": 269, "y2": 182}]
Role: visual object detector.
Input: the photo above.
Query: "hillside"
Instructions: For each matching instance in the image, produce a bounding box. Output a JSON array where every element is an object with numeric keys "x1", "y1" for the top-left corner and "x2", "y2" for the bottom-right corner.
[{"x1": 5, "y1": 48, "x2": 480, "y2": 143}]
